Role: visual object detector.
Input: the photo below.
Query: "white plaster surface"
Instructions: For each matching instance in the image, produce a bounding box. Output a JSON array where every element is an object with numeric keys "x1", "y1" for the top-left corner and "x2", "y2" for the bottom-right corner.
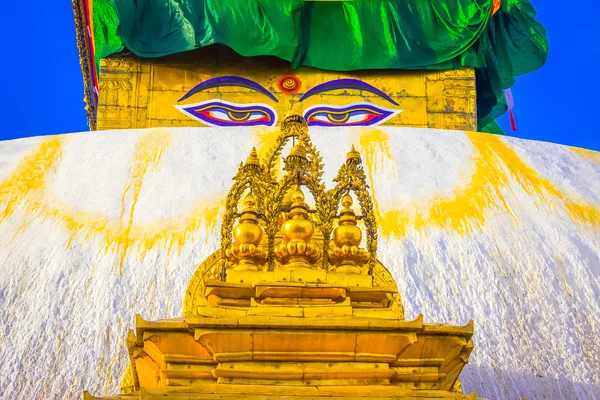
[{"x1": 0, "y1": 127, "x2": 598, "y2": 399}]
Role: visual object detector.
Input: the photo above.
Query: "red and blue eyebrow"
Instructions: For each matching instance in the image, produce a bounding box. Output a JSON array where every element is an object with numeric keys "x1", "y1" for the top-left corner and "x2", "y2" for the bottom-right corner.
[
  {"x1": 178, "y1": 76, "x2": 279, "y2": 102},
  {"x1": 299, "y1": 79, "x2": 399, "y2": 106}
]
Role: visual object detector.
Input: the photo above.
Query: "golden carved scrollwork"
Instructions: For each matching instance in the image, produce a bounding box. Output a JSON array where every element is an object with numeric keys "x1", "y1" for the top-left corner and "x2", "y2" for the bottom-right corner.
[{"x1": 98, "y1": 59, "x2": 137, "y2": 90}]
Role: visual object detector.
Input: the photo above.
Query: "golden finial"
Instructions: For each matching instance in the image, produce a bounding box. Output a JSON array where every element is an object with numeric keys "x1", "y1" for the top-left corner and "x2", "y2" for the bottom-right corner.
[
  {"x1": 285, "y1": 140, "x2": 309, "y2": 185},
  {"x1": 240, "y1": 193, "x2": 257, "y2": 217},
  {"x1": 244, "y1": 147, "x2": 262, "y2": 172},
  {"x1": 226, "y1": 192, "x2": 266, "y2": 270},
  {"x1": 341, "y1": 193, "x2": 353, "y2": 208},
  {"x1": 346, "y1": 145, "x2": 362, "y2": 165},
  {"x1": 278, "y1": 186, "x2": 296, "y2": 227},
  {"x1": 291, "y1": 186, "x2": 305, "y2": 206},
  {"x1": 281, "y1": 186, "x2": 295, "y2": 212},
  {"x1": 338, "y1": 194, "x2": 357, "y2": 228},
  {"x1": 329, "y1": 193, "x2": 369, "y2": 274}
]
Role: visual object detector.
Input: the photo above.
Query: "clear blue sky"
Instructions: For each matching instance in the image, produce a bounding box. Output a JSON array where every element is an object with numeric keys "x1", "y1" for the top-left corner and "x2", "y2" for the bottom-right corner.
[{"x1": 0, "y1": 1, "x2": 598, "y2": 151}]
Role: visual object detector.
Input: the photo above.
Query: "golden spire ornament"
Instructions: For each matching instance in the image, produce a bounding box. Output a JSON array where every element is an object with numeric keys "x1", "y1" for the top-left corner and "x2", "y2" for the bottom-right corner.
[
  {"x1": 275, "y1": 187, "x2": 321, "y2": 269},
  {"x1": 225, "y1": 193, "x2": 267, "y2": 270},
  {"x1": 329, "y1": 194, "x2": 370, "y2": 274}
]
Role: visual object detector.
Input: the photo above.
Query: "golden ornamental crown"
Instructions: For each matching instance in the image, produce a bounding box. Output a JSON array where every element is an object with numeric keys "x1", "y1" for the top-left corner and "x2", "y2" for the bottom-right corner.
[{"x1": 220, "y1": 115, "x2": 378, "y2": 276}]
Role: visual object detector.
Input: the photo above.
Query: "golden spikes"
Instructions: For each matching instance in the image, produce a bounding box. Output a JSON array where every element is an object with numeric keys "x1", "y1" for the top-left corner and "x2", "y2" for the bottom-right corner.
[
  {"x1": 281, "y1": 113, "x2": 307, "y2": 134},
  {"x1": 346, "y1": 145, "x2": 362, "y2": 165},
  {"x1": 289, "y1": 142, "x2": 307, "y2": 162},
  {"x1": 329, "y1": 193, "x2": 370, "y2": 274},
  {"x1": 285, "y1": 141, "x2": 309, "y2": 176},
  {"x1": 244, "y1": 147, "x2": 262, "y2": 172}
]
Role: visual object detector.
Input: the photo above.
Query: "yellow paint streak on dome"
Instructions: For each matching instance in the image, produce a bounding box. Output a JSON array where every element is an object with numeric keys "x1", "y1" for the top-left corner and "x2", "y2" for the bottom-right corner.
[
  {"x1": 489, "y1": 135, "x2": 600, "y2": 230},
  {"x1": 120, "y1": 130, "x2": 172, "y2": 220},
  {"x1": 358, "y1": 129, "x2": 399, "y2": 179},
  {"x1": 419, "y1": 132, "x2": 520, "y2": 235},
  {"x1": 2, "y1": 130, "x2": 597, "y2": 270},
  {"x1": 131, "y1": 200, "x2": 222, "y2": 258},
  {"x1": 115, "y1": 130, "x2": 173, "y2": 273},
  {"x1": 0, "y1": 133, "x2": 222, "y2": 274},
  {"x1": 357, "y1": 129, "x2": 406, "y2": 236},
  {"x1": 357, "y1": 129, "x2": 600, "y2": 238},
  {"x1": 0, "y1": 136, "x2": 63, "y2": 222},
  {"x1": 35, "y1": 190, "x2": 221, "y2": 270},
  {"x1": 569, "y1": 146, "x2": 600, "y2": 167}
]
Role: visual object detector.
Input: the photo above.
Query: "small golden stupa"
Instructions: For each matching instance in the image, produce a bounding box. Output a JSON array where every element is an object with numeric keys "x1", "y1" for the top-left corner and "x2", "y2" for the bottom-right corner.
[{"x1": 85, "y1": 116, "x2": 477, "y2": 399}]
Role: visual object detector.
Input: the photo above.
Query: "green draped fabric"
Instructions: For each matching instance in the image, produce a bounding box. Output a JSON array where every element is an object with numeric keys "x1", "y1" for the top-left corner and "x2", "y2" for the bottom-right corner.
[
  {"x1": 93, "y1": 0, "x2": 122, "y2": 65},
  {"x1": 93, "y1": 0, "x2": 548, "y2": 132}
]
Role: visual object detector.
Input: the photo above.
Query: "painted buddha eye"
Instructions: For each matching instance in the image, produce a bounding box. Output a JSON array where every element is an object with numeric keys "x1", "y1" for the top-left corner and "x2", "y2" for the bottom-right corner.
[
  {"x1": 303, "y1": 103, "x2": 400, "y2": 127},
  {"x1": 175, "y1": 100, "x2": 277, "y2": 127}
]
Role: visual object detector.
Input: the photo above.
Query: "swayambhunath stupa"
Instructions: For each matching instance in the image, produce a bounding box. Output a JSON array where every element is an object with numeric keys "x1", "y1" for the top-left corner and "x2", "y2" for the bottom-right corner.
[{"x1": 1, "y1": 1, "x2": 600, "y2": 399}]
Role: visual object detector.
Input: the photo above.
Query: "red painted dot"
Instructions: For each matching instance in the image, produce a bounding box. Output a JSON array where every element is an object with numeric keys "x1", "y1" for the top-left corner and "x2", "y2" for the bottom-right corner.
[{"x1": 278, "y1": 75, "x2": 301, "y2": 94}]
